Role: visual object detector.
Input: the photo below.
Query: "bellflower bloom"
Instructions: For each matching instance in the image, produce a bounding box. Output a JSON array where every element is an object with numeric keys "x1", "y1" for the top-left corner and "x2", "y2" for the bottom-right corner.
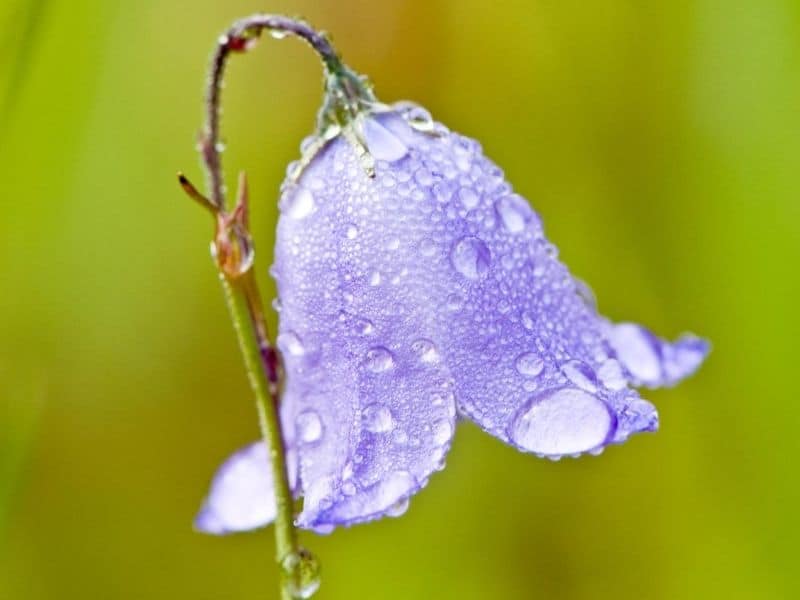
[{"x1": 196, "y1": 102, "x2": 709, "y2": 535}]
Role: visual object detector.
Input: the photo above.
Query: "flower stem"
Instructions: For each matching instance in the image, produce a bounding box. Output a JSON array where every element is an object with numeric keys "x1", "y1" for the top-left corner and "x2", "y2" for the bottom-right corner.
[{"x1": 179, "y1": 13, "x2": 366, "y2": 599}]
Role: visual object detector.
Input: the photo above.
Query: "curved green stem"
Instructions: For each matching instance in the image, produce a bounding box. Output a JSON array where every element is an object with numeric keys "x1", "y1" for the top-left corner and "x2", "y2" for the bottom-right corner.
[{"x1": 180, "y1": 13, "x2": 374, "y2": 599}]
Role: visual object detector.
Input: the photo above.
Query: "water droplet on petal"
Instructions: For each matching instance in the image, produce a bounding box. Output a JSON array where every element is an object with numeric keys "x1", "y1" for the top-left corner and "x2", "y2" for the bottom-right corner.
[
  {"x1": 510, "y1": 388, "x2": 614, "y2": 455},
  {"x1": 560, "y1": 360, "x2": 598, "y2": 392},
  {"x1": 446, "y1": 293, "x2": 464, "y2": 311},
  {"x1": 362, "y1": 117, "x2": 408, "y2": 162},
  {"x1": 432, "y1": 419, "x2": 452, "y2": 445},
  {"x1": 494, "y1": 194, "x2": 530, "y2": 233},
  {"x1": 345, "y1": 224, "x2": 359, "y2": 239},
  {"x1": 364, "y1": 347, "x2": 395, "y2": 373},
  {"x1": 400, "y1": 103, "x2": 434, "y2": 131},
  {"x1": 353, "y1": 317, "x2": 375, "y2": 336},
  {"x1": 278, "y1": 331, "x2": 305, "y2": 356},
  {"x1": 385, "y1": 496, "x2": 410, "y2": 518},
  {"x1": 515, "y1": 352, "x2": 544, "y2": 377},
  {"x1": 391, "y1": 428, "x2": 409, "y2": 445},
  {"x1": 457, "y1": 186, "x2": 480, "y2": 209},
  {"x1": 411, "y1": 338, "x2": 439, "y2": 363},
  {"x1": 280, "y1": 186, "x2": 315, "y2": 219},
  {"x1": 362, "y1": 403, "x2": 394, "y2": 433},
  {"x1": 574, "y1": 278, "x2": 597, "y2": 312},
  {"x1": 369, "y1": 270, "x2": 382, "y2": 286},
  {"x1": 521, "y1": 311, "x2": 535, "y2": 330},
  {"x1": 419, "y1": 238, "x2": 437, "y2": 257},
  {"x1": 295, "y1": 410, "x2": 323, "y2": 444},
  {"x1": 450, "y1": 236, "x2": 491, "y2": 280}
]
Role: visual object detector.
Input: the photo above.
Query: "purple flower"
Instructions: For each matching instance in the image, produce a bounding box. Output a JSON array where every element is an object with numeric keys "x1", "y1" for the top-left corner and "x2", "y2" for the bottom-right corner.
[{"x1": 196, "y1": 104, "x2": 709, "y2": 535}]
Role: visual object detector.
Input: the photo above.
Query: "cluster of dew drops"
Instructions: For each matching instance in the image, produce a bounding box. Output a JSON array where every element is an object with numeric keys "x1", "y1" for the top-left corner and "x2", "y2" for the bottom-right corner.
[{"x1": 273, "y1": 101, "x2": 651, "y2": 470}]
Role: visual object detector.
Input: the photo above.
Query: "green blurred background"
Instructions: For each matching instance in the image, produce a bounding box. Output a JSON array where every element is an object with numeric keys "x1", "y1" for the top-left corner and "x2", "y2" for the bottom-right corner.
[{"x1": 1, "y1": 0, "x2": 798, "y2": 598}]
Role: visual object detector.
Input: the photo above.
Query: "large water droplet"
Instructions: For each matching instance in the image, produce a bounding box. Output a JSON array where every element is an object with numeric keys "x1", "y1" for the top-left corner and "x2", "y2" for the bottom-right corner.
[
  {"x1": 561, "y1": 360, "x2": 598, "y2": 392},
  {"x1": 295, "y1": 410, "x2": 323, "y2": 444},
  {"x1": 280, "y1": 186, "x2": 315, "y2": 219},
  {"x1": 510, "y1": 388, "x2": 614, "y2": 455},
  {"x1": 362, "y1": 117, "x2": 408, "y2": 162},
  {"x1": 364, "y1": 347, "x2": 395, "y2": 373},
  {"x1": 362, "y1": 403, "x2": 394, "y2": 433},
  {"x1": 281, "y1": 548, "x2": 321, "y2": 599},
  {"x1": 515, "y1": 352, "x2": 544, "y2": 377},
  {"x1": 494, "y1": 194, "x2": 530, "y2": 233},
  {"x1": 450, "y1": 237, "x2": 491, "y2": 280}
]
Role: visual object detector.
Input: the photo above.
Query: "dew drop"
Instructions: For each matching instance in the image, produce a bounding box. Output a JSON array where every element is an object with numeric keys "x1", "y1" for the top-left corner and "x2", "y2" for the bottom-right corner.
[
  {"x1": 495, "y1": 194, "x2": 530, "y2": 233},
  {"x1": 280, "y1": 186, "x2": 315, "y2": 219},
  {"x1": 295, "y1": 410, "x2": 323, "y2": 444},
  {"x1": 515, "y1": 352, "x2": 544, "y2": 377},
  {"x1": 521, "y1": 311, "x2": 535, "y2": 330},
  {"x1": 345, "y1": 224, "x2": 359, "y2": 239},
  {"x1": 362, "y1": 403, "x2": 394, "y2": 433},
  {"x1": 278, "y1": 331, "x2": 305, "y2": 356},
  {"x1": 392, "y1": 428, "x2": 409, "y2": 445},
  {"x1": 510, "y1": 388, "x2": 614, "y2": 455},
  {"x1": 281, "y1": 548, "x2": 321, "y2": 599},
  {"x1": 432, "y1": 419, "x2": 452, "y2": 445},
  {"x1": 574, "y1": 278, "x2": 597, "y2": 312},
  {"x1": 457, "y1": 186, "x2": 480, "y2": 209},
  {"x1": 411, "y1": 338, "x2": 439, "y2": 363},
  {"x1": 446, "y1": 293, "x2": 464, "y2": 311},
  {"x1": 402, "y1": 104, "x2": 434, "y2": 131},
  {"x1": 364, "y1": 347, "x2": 395, "y2": 373},
  {"x1": 353, "y1": 317, "x2": 375, "y2": 336},
  {"x1": 450, "y1": 236, "x2": 491, "y2": 280},
  {"x1": 385, "y1": 496, "x2": 410, "y2": 518},
  {"x1": 362, "y1": 117, "x2": 408, "y2": 162},
  {"x1": 419, "y1": 238, "x2": 437, "y2": 257}
]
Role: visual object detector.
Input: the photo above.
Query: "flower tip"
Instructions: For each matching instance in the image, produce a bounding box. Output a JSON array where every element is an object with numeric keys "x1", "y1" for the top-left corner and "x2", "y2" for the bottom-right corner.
[{"x1": 194, "y1": 504, "x2": 228, "y2": 535}]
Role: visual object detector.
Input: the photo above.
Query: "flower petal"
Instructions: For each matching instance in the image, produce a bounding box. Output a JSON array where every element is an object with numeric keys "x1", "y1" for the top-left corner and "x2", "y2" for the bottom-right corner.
[
  {"x1": 606, "y1": 322, "x2": 710, "y2": 388},
  {"x1": 195, "y1": 442, "x2": 299, "y2": 535},
  {"x1": 274, "y1": 133, "x2": 457, "y2": 530}
]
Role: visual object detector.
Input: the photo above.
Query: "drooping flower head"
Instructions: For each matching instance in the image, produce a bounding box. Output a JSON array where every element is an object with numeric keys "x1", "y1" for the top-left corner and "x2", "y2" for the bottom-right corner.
[{"x1": 196, "y1": 60, "x2": 708, "y2": 536}]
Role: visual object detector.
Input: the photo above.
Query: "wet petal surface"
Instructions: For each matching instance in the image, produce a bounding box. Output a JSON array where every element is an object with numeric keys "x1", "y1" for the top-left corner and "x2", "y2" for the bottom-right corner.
[
  {"x1": 273, "y1": 127, "x2": 458, "y2": 528},
  {"x1": 276, "y1": 105, "x2": 707, "y2": 468},
  {"x1": 265, "y1": 103, "x2": 708, "y2": 529}
]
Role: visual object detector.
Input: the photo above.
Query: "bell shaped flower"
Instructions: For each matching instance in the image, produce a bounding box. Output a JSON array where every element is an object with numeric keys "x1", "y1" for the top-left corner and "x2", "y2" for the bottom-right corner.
[{"x1": 196, "y1": 102, "x2": 709, "y2": 535}]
